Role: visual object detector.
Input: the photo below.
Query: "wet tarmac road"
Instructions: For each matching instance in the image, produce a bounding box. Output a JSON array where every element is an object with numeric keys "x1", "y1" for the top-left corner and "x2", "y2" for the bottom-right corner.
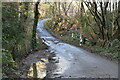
[{"x1": 37, "y1": 19, "x2": 118, "y2": 78}]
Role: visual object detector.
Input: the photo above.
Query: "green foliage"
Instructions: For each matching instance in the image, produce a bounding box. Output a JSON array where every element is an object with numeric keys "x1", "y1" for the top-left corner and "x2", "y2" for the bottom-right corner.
[
  {"x1": 2, "y1": 2, "x2": 33, "y2": 61},
  {"x1": 2, "y1": 50, "x2": 17, "y2": 73},
  {"x1": 2, "y1": 2, "x2": 50, "y2": 78},
  {"x1": 2, "y1": 3, "x2": 35, "y2": 77},
  {"x1": 110, "y1": 39, "x2": 120, "y2": 49},
  {"x1": 93, "y1": 42, "x2": 120, "y2": 59}
]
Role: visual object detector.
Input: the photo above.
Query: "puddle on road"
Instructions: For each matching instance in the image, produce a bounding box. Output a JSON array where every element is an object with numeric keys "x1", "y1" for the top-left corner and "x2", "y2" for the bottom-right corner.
[{"x1": 27, "y1": 58, "x2": 48, "y2": 79}]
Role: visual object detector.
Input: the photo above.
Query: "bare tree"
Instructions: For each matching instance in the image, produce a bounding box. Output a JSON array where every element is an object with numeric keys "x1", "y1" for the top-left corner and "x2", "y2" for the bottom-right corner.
[{"x1": 84, "y1": 2, "x2": 111, "y2": 41}]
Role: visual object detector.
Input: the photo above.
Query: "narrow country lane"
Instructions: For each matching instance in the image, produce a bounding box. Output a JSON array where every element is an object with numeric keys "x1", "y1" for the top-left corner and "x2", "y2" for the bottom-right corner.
[{"x1": 37, "y1": 19, "x2": 118, "y2": 78}]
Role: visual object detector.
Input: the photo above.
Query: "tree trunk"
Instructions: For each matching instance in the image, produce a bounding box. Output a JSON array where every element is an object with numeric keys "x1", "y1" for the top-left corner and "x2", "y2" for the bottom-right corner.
[{"x1": 32, "y1": 1, "x2": 40, "y2": 50}]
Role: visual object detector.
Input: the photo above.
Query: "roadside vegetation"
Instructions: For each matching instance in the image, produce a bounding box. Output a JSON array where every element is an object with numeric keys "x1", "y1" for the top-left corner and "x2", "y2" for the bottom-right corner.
[
  {"x1": 44, "y1": 1, "x2": 120, "y2": 59},
  {"x1": 2, "y1": 2, "x2": 48, "y2": 78}
]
